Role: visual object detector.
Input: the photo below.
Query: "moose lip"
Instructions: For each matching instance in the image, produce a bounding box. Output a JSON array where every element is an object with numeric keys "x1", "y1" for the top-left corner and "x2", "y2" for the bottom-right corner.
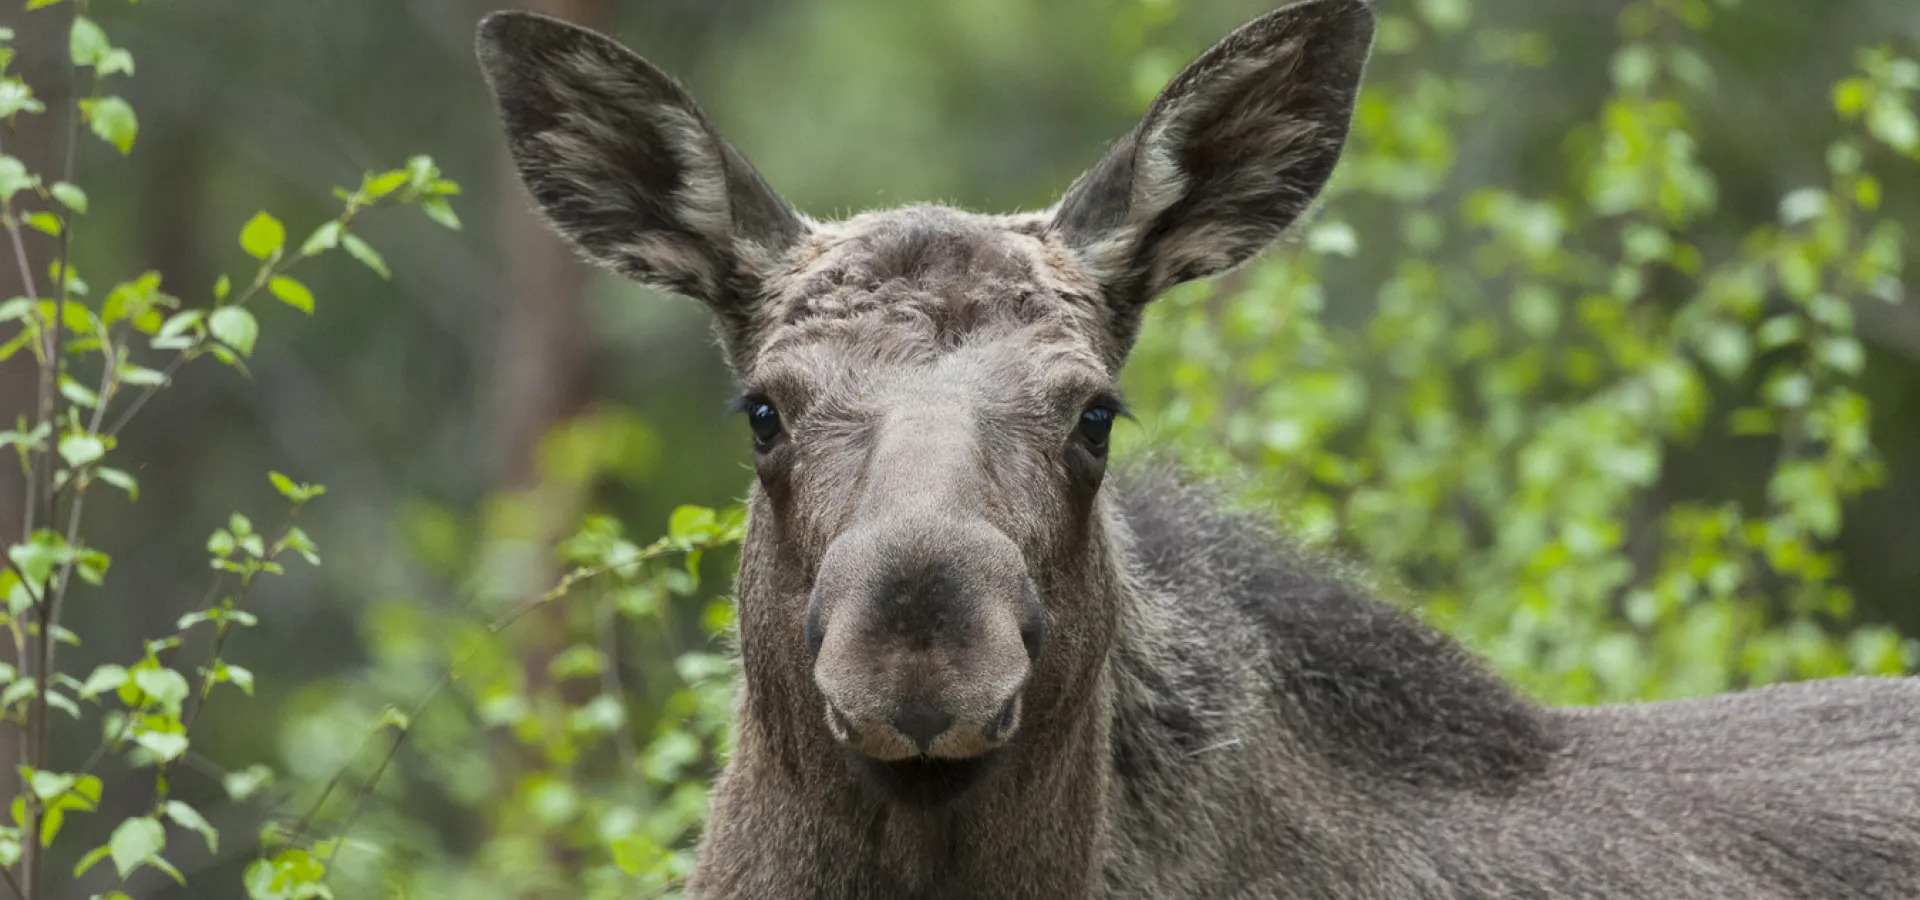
[{"x1": 850, "y1": 750, "x2": 1002, "y2": 807}]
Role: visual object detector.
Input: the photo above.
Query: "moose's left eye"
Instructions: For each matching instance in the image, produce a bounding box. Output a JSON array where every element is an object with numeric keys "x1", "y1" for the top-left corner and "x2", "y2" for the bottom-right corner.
[
  {"x1": 1078, "y1": 406, "x2": 1115, "y2": 451},
  {"x1": 746, "y1": 399, "x2": 783, "y2": 451}
]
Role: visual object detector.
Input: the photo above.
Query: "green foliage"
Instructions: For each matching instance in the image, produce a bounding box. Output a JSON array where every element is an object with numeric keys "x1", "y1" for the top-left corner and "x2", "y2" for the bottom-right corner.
[
  {"x1": 313, "y1": 470, "x2": 745, "y2": 899},
  {"x1": 1124, "y1": 0, "x2": 1919, "y2": 704},
  {"x1": 3, "y1": 1, "x2": 1914, "y2": 899},
  {"x1": 0, "y1": 1, "x2": 461, "y2": 897}
]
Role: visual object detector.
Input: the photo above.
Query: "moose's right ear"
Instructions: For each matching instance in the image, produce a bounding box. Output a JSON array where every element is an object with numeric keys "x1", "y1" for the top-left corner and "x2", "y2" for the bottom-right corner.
[{"x1": 475, "y1": 12, "x2": 807, "y2": 333}]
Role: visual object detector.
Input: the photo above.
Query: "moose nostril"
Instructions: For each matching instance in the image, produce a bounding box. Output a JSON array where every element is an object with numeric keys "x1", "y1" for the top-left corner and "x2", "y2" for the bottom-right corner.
[
  {"x1": 891, "y1": 700, "x2": 953, "y2": 751},
  {"x1": 990, "y1": 693, "x2": 1022, "y2": 741},
  {"x1": 1019, "y1": 612, "x2": 1046, "y2": 664},
  {"x1": 826, "y1": 702, "x2": 857, "y2": 742}
]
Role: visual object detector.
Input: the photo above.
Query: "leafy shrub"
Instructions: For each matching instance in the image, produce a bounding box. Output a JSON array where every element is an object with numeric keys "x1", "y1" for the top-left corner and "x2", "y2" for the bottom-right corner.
[
  {"x1": 2, "y1": 2, "x2": 460, "y2": 896},
  {"x1": 1125, "y1": 0, "x2": 1920, "y2": 703}
]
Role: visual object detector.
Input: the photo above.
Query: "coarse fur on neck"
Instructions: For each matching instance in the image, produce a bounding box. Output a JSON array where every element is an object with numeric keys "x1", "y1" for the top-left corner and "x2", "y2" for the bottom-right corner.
[{"x1": 690, "y1": 458, "x2": 1563, "y2": 899}]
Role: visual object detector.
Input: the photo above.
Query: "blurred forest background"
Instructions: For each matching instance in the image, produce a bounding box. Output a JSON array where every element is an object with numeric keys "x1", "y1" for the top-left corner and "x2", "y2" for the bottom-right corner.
[{"x1": 1, "y1": 0, "x2": 1918, "y2": 897}]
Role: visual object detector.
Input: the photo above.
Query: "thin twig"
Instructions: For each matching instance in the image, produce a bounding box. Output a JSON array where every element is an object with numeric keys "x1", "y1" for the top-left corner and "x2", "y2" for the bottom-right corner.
[
  {"x1": 598, "y1": 590, "x2": 641, "y2": 791},
  {"x1": 38, "y1": 0, "x2": 86, "y2": 557},
  {"x1": 297, "y1": 555, "x2": 664, "y2": 887},
  {"x1": 103, "y1": 350, "x2": 191, "y2": 439},
  {"x1": 76, "y1": 574, "x2": 223, "y2": 779},
  {"x1": 283, "y1": 722, "x2": 387, "y2": 854},
  {"x1": 0, "y1": 133, "x2": 43, "y2": 544}
]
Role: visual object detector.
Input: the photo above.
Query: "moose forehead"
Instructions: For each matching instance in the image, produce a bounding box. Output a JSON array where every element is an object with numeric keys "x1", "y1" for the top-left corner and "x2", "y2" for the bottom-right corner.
[{"x1": 744, "y1": 205, "x2": 1121, "y2": 381}]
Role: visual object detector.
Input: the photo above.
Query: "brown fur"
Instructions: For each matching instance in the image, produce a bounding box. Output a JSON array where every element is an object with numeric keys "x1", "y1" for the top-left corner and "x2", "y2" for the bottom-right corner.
[{"x1": 475, "y1": 2, "x2": 1920, "y2": 897}]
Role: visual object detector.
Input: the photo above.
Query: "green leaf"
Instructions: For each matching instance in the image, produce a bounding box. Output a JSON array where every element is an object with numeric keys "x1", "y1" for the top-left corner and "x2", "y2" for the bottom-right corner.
[
  {"x1": 69, "y1": 16, "x2": 108, "y2": 67},
  {"x1": 9, "y1": 531, "x2": 67, "y2": 584},
  {"x1": 0, "y1": 678, "x2": 35, "y2": 710},
  {"x1": 378, "y1": 705, "x2": 412, "y2": 731},
  {"x1": 1833, "y1": 78, "x2": 1871, "y2": 118},
  {"x1": 406, "y1": 154, "x2": 437, "y2": 192},
  {"x1": 79, "y1": 664, "x2": 128, "y2": 699},
  {"x1": 268, "y1": 275, "x2": 314, "y2": 314},
  {"x1": 1778, "y1": 188, "x2": 1827, "y2": 225},
  {"x1": 1868, "y1": 94, "x2": 1919, "y2": 153},
  {"x1": 49, "y1": 182, "x2": 86, "y2": 214},
  {"x1": 422, "y1": 197, "x2": 462, "y2": 231},
  {"x1": 222, "y1": 764, "x2": 274, "y2": 802},
  {"x1": 342, "y1": 233, "x2": 390, "y2": 279},
  {"x1": 131, "y1": 665, "x2": 189, "y2": 709},
  {"x1": 209, "y1": 306, "x2": 258, "y2": 357},
  {"x1": 0, "y1": 80, "x2": 44, "y2": 118},
  {"x1": 132, "y1": 729, "x2": 187, "y2": 762},
  {"x1": 44, "y1": 690, "x2": 77, "y2": 719},
  {"x1": 57, "y1": 433, "x2": 104, "y2": 467},
  {"x1": 299, "y1": 220, "x2": 342, "y2": 257},
  {"x1": 85, "y1": 96, "x2": 137, "y2": 154},
  {"x1": 107, "y1": 817, "x2": 165, "y2": 878},
  {"x1": 98, "y1": 47, "x2": 134, "y2": 76},
  {"x1": 238, "y1": 212, "x2": 286, "y2": 260},
  {"x1": 281, "y1": 526, "x2": 321, "y2": 566},
  {"x1": 1306, "y1": 221, "x2": 1359, "y2": 257},
  {"x1": 73, "y1": 845, "x2": 110, "y2": 878},
  {"x1": 0, "y1": 155, "x2": 33, "y2": 201},
  {"x1": 50, "y1": 259, "x2": 87, "y2": 295},
  {"x1": 28, "y1": 770, "x2": 77, "y2": 801},
  {"x1": 148, "y1": 854, "x2": 185, "y2": 885},
  {"x1": 22, "y1": 211, "x2": 60, "y2": 236},
  {"x1": 668, "y1": 505, "x2": 718, "y2": 543},
  {"x1": 164, "y1": 801, "x2": 218, "y2": 854},
  {"x1": 120, "y1": 364, "x2": 167, "y2": 387},
  {"x1": 363, "y1": 169, "x2": 408, "y2": 199}
]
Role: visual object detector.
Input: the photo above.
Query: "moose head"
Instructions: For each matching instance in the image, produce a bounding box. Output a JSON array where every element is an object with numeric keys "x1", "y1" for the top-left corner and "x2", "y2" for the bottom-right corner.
[{"x1": 476, "y1": 0, "x2": 1373, "y2": 804}]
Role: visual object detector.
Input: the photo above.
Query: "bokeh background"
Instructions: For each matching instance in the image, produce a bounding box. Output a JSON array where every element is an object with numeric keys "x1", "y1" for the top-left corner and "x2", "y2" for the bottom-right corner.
[{"x1": 1, "y1": 0, "x2": 1918, "y2": 897}]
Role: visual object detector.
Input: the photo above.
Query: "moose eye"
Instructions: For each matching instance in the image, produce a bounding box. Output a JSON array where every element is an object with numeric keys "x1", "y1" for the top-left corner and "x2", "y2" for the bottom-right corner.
[
  {"x1": 746, "y1": 399, "x2": 783, "y2": 450},
  {"x1": 1078, "y1": 406, "x2": 1115, "y2": 451}
]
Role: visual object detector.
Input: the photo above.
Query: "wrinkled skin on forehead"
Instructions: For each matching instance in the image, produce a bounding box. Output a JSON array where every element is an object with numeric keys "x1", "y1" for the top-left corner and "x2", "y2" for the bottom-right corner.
[{"x1": 747, "y1": 206, "x2": 1117, "y2": 545}]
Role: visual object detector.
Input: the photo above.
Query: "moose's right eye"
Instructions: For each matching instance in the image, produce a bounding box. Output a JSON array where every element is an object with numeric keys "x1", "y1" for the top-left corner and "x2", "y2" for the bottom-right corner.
[
  {"x1": 744, "y1": 397, "x2": 783, "y2": 449},
  {"x1": 746, "y1": 399, "x2": 783, "y2": 451}
]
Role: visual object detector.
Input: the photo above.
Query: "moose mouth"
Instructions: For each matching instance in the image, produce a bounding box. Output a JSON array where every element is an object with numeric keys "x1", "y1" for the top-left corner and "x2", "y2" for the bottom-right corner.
[{"x1": 851, "y1": 750, "x2": 1002, "y2": 807}]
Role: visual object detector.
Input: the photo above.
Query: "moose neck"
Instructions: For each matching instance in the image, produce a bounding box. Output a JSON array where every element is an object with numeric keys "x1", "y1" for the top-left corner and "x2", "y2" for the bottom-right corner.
[{"x1": 711, "y1": 494, "x2": 1133, "y2": 900}]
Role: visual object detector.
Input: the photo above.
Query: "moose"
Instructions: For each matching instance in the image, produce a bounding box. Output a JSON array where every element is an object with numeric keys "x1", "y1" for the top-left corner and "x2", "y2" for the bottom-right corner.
[{"x1": 474, "y1": 0, "x2": 1920, "y2": 896}]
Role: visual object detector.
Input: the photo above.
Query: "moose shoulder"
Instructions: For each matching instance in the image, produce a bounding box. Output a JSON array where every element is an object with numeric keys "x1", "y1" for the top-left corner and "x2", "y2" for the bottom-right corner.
[{"x1": 474, "y1": 0, "x2": 1920, "y2": 897}]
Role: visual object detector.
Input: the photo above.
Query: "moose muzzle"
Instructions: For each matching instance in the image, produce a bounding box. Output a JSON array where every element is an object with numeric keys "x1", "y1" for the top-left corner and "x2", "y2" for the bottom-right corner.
[{"x1": 807, "y1": 516, "x2": 1045, "y2": 761}]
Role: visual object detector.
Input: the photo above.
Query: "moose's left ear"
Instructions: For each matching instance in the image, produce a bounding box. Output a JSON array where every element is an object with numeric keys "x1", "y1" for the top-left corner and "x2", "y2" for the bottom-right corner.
[{"x1": 1049, "y1": 0, "x2": 1374, "y2": 332}]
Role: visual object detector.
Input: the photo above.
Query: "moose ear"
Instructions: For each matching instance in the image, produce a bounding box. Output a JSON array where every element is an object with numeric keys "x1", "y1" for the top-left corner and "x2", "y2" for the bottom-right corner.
[
  {"x1": 1049, "y1": 0, "x2": 1373, "y2": 331},
  {"x1": 476, "y1": 11, "x2": 807, "y2": 335}
]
